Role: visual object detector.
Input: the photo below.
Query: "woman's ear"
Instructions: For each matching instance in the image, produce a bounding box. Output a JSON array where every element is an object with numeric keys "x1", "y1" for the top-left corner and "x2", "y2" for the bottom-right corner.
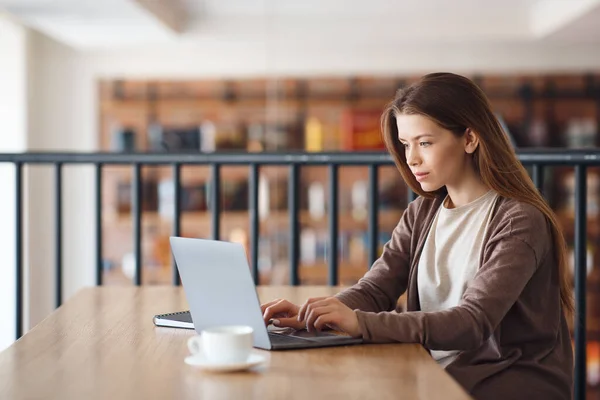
[{"x1": 464, "y1": 128, "x2": 479, "y2": 154}]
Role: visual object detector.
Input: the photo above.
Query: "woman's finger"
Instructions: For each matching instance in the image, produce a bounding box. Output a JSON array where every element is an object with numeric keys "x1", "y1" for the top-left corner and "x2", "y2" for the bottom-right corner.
[
  {"x1": 302, "y1": 298, "x2": 332, "y2": 324},
  {"x1": 314, "y1": 313, "x2": 339, "y2": 332},
  {"x1": 305, "y1": 305, "x2": 335, "y2": 332},
  {"x1": 263, "y1": 299, "x2": 297, "y2": 325},
  {"x1": 301, "y1": 298, "x2": 334, "y2": 323},
  {"x1": 260, "y1": 299, "x2": 282, "y2": 314},
  {"x1": 271, "y1": 316, "x2": 305, "y2": 330},
  {"x1": 297, "y1": 297, "x2": 322, "y2": 321},
  {"x1": 298, "y1": 297, "x2": 329, "y2": 321}
]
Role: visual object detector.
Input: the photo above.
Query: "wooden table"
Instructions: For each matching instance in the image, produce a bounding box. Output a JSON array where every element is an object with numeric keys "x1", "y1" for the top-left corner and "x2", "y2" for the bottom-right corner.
[{"x1": 0, "y1": 286, "x2": 472, "y2": 400}]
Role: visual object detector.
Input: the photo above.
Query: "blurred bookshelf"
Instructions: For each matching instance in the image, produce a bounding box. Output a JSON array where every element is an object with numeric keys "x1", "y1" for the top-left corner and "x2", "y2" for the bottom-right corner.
[{"x1": 99, "y1": 73, "x2": 600, "y2": 394}]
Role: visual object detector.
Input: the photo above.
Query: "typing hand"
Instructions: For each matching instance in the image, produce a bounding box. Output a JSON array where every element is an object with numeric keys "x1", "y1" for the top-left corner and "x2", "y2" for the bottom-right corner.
[
  {"x1": 297, "y1": 297, "x2": 361, "y2": 338},
  {"x1": 260, "y1": 299, "x2": 306, "y2": 330}
]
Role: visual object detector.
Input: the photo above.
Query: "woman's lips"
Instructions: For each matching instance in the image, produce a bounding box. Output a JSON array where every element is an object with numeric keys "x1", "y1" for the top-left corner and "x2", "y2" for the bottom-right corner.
[{"x1": 415, "y1": 173, "x2": 429, "y2": 182}]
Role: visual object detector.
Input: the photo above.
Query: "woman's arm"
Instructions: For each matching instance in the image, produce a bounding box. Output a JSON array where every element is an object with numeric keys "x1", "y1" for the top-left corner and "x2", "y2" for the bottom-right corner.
[
  {"x1": 334, "y1": 199, "x2": 418, "y2": 313},
  {"x1": 353, "y1": 206, "x2": 549, "y2": 350}
]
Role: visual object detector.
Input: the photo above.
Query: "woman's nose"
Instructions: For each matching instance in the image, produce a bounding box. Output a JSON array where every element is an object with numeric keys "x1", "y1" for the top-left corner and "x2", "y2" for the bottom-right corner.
[{"x1": 406, "y1": 147, "x2": 420, "y2": 166}]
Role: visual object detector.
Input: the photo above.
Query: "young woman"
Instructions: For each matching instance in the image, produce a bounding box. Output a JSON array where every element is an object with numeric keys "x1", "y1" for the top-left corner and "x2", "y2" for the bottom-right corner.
[{"x1": 261, "y1": 72, "x2": 574, "y2": 400}]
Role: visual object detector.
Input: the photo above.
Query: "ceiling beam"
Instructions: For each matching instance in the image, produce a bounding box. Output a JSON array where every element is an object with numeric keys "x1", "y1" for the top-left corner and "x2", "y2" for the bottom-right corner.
[
  {"x1": 530, "y1": 0, "x2": 600, "y2": 38},
  {"x1": 132, "y1": 0, "x2": 187, "y2": 34}
]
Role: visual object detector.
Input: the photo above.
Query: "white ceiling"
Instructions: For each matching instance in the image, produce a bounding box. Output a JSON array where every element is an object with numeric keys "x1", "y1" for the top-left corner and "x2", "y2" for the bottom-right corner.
[
  {"x1": 0, "y1": 0, "x2": 180, "y2": 48},
  {"x1": 1, "y1": 0, "x2": 599, "y2": 50}
]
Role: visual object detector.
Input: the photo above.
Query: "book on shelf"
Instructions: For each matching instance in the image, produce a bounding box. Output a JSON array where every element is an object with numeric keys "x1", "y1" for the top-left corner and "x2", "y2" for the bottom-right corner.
[{"x1": 340, "y1": 109, "x2": 386, "y2": 151}]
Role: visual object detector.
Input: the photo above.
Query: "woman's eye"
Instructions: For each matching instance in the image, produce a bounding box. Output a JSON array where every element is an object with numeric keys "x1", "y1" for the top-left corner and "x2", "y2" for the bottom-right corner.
[{"x1": 420, "y1": 142, "x2": 431, "y2": 147}]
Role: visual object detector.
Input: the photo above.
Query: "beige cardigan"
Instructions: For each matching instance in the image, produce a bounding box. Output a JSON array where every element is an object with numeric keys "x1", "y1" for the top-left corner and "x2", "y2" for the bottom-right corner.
[{"x1": 335, "y1": 193, "x2": 573, "y2": 400}]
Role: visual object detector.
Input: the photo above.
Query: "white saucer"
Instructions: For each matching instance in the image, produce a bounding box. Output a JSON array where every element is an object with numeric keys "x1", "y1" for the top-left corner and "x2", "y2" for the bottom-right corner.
[{"x1": 184, "y1": 353, "x2": 267, "y2": 372}]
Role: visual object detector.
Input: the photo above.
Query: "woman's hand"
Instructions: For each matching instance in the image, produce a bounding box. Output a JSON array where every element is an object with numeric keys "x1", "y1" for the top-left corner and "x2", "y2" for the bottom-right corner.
[
  {"x1": 260, "y1": 299, "x2": 305, "y2": 330},
  {"x1": 297, "y1": 297, "x2": 361, "y2": 338}
]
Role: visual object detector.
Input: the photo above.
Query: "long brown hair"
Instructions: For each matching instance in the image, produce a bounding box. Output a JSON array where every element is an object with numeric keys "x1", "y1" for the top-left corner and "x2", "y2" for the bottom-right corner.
[{"x1": 381, "y1": 72, "x2": 573, "y2": 317}]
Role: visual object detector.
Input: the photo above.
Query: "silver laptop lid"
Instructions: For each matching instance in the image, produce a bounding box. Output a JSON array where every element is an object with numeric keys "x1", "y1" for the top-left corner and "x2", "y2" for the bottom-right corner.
[{"x1": 170, "y1": 237, "x2": 271, "y2": 350}]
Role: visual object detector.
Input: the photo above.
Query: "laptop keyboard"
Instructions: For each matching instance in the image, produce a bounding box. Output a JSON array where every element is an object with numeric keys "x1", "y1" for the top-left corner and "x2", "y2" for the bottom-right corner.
[{"x1": 268, "y1": 332, "x2": 312, "y2": 344}]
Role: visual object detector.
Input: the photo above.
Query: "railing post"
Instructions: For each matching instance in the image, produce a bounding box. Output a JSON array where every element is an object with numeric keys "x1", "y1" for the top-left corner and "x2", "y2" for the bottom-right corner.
[
  {"x1": 249, "y1": 164, "x2": 260, "y2": 285},
  {"x1": 172, "y1": 163, "x2": 181, "y2": 286},
  {"x1": 328, "y1": 164, "x2": 339, "y2": 286},
  {"x1": 95, "y1": 164, "x2": 103, "y2": 286},
  {"x1": 532, "y1": 164, "x2": 544, "y2": 194},
  {"x1": 55, "y1": 163, "x2": 63, "y2": 307},
  {"x1": 15, "y1": 162, "x2": 23, "y2": 339},
  {"x1": 132, "y1": 164, "x2": 142, "y2": 286},
  {"x1": 288, "y1": 164, "x2": 300, "y2": 286},
  {"x1": 210, "y1": 164, "x2": 221, "y2": 241},
  {"x1": 368, "y1": 165, "x2": 379, "y2": 267},
  {"x1": 574, "y1": 165, "x2": 587, "y2": 400}
]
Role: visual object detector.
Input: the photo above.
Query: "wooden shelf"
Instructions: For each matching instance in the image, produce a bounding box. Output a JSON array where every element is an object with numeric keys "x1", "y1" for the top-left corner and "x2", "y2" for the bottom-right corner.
[
  {"x1": 100, "y1": 96, "x2": 390, "y2": 110},
  {"x1": 102, "y1": 209, "x2": 405, "y2": 234}
]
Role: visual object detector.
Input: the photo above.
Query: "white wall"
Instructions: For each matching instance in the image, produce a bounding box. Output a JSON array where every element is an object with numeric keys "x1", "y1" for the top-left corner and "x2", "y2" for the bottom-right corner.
[
  {"x1": 82, "y1": 41, "x2": 600, "y2": 78},
  {"x1": 0, "y1": 14, "x2": 27, "y2": 351},
  {"x1": 0, "y1": 18, "x2": 97, "y2": 348},
  {"x1": 26, "y1": 29, "x2": 96, "y2": 328}
]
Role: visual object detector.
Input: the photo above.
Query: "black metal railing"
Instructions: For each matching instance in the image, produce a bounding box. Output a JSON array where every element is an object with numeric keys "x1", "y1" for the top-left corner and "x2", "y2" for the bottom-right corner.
[{"x1": 1, "y1": 149, "x2": 598, "y2": 400}]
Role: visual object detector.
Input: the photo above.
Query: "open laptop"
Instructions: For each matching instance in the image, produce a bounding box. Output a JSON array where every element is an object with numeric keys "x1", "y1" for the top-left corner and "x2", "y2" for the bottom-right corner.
[{"x1": 169, "y1": 236, "x2": 363, "y2": 350}]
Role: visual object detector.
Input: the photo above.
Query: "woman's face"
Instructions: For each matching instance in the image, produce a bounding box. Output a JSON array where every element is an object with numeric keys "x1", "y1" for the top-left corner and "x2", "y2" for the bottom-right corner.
[{"x1": 395, "y1": 113, "x2": 473, "y2": 193}]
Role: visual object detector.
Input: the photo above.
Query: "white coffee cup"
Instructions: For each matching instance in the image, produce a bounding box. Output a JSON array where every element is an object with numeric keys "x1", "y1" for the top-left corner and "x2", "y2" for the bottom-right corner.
[{"x1": 187, "y1": 325, "x2": 253, "y2": 364}]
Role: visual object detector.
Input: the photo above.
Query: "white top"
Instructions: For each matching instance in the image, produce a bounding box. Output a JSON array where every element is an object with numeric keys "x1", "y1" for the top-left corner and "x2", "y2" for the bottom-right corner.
[{"x1": 417, "y1": 190, "x2": 499, "y2": 367}]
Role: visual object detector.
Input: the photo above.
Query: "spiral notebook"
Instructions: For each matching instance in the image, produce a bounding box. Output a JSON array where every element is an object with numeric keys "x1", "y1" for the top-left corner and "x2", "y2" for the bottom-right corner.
[{"x1": 153, "y1": 310, "x2": 194, "y2": 329}]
